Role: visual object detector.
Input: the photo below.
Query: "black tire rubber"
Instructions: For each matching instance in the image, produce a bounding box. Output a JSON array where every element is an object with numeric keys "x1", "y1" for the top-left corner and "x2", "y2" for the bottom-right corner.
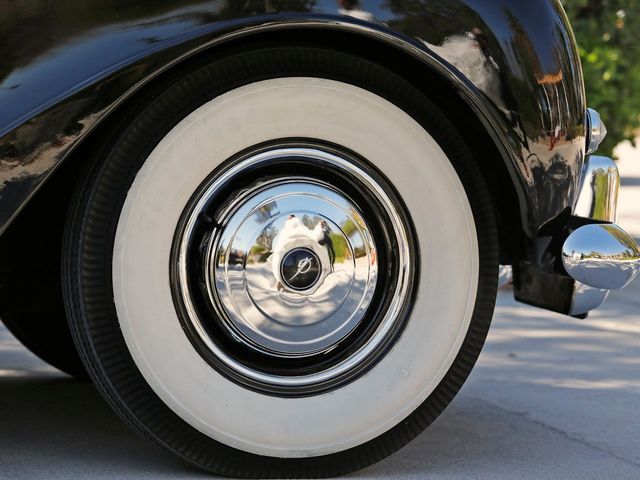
[{"x1": 62, "y1": 45, "x2": 499, "y2": 478}]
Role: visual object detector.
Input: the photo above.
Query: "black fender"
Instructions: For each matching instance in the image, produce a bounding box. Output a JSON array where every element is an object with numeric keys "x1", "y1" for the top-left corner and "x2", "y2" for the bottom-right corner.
[{"x1": 0, "y1": 0, "x2": 585, "y2": 242}]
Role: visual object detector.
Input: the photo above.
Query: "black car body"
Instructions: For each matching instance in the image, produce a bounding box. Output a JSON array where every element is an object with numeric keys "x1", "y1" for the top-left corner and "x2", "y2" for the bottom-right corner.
[{"x1": 1, "y1": 0, "x2": 584, "y2": 234}]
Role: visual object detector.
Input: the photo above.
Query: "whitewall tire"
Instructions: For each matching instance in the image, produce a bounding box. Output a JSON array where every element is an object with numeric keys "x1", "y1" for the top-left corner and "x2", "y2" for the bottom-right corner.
[{"x1": 63, "y1": 46, "x2": 498, "y2": 477}]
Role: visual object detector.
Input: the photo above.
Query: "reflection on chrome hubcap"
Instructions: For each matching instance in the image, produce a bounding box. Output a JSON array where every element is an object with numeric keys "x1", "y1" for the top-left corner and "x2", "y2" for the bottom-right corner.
[
  {"x1": 173, "y1": 145, "x2": 415, "y2": 393},
  {"x1": 209, "y1": 179, "x2": 378, "y2": 356}
]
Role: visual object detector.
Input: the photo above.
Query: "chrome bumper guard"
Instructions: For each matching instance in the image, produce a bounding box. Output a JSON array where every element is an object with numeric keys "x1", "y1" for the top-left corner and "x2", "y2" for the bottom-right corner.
[{"x1": 562, "y1": 156, "x2": 640, "y2": 315}]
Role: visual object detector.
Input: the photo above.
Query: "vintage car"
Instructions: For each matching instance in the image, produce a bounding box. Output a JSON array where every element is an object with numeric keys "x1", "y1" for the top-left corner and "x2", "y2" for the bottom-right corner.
[{"x1": 1, "y1": 0, "x2": 638, "y2": 477}]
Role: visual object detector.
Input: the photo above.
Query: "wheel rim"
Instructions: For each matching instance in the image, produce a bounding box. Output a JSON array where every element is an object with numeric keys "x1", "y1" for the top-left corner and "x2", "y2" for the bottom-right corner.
[{"x1": 172, "y1": 145, "x2": 417, "y2": 394}]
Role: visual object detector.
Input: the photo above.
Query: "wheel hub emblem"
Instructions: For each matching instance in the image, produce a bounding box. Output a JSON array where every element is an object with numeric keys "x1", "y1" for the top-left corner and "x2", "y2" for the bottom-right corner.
[{"x1": 281, "y1": 248, "x2": 322, "y2": 291}]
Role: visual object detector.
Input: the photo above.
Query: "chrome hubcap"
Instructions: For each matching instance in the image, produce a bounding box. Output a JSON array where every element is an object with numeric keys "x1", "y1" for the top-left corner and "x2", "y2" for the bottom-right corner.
[
  {"x1": 172, "y1": 145, "x2": 416, "y2": 394},
  {"x1": 209, "y1": 178, "x2": 378, "y2": 357}
]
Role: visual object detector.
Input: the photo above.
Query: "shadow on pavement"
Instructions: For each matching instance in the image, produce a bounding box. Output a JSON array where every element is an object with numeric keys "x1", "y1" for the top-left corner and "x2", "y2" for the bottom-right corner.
[
  {"x1": 0, "y1": 368, "x2": 636, "y2": 479},
  {"x1": 0, "y1": 373, "x2": 203, "y2": 479}
]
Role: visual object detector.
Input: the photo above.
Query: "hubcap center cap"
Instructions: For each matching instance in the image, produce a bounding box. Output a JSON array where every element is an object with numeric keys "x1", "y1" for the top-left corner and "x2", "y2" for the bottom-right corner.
[{"x1": 280, "y1": 247, "x2": 322, "y2": 292}]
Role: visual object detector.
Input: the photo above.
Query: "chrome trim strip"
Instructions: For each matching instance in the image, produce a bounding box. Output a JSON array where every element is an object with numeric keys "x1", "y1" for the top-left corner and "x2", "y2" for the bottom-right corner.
[
  {"x1": 586, "y1": 108, "x2": 607, "y2": 155},
  {"x1": 574, "y1": 155, "x2": 619, "y2": 222}
]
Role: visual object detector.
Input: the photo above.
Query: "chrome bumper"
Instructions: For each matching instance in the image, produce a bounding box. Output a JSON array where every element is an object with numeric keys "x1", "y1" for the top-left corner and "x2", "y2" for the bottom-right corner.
[{"x1": 562, "y1": 156, "x2": 640, "y2": 315}]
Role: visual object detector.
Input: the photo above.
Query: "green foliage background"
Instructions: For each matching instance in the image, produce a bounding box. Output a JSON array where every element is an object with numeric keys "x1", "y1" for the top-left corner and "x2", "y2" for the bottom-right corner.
[{"x1": 562, "y1": 0, "x2": 640, "y2": 156}]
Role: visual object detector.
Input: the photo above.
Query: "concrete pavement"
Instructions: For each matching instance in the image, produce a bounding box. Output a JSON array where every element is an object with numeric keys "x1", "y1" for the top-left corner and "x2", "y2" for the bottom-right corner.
[
  {"x1": 3, "y1": 287, "x2": 639, "y2": 479},
  {"x1": 1, "y1": 143, "x2": 639, "y2": 478}
]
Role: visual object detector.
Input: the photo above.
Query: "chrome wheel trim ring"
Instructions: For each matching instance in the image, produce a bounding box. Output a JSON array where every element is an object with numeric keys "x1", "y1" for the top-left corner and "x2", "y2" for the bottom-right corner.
[{"x1": 174, "y1": 147, "x2": 415, "y2": 391}]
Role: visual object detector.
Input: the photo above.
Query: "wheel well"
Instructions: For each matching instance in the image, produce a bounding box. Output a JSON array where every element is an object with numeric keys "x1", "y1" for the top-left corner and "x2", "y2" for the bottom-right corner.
[{"x1": 0, "y1": 28, "x2": 524, "y2": 315}]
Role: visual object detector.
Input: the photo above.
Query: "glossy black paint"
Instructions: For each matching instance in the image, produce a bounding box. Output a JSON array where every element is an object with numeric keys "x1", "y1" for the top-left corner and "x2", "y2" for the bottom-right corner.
[{"x1": 0, "y1": 0, "x2": 586, "y2": 243}]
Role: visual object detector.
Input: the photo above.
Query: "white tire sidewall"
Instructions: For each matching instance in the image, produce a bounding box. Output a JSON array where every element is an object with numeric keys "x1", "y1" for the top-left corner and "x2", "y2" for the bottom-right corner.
[{"x1": 113, "y1": 77, "x2": 478, "y2": 458}]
